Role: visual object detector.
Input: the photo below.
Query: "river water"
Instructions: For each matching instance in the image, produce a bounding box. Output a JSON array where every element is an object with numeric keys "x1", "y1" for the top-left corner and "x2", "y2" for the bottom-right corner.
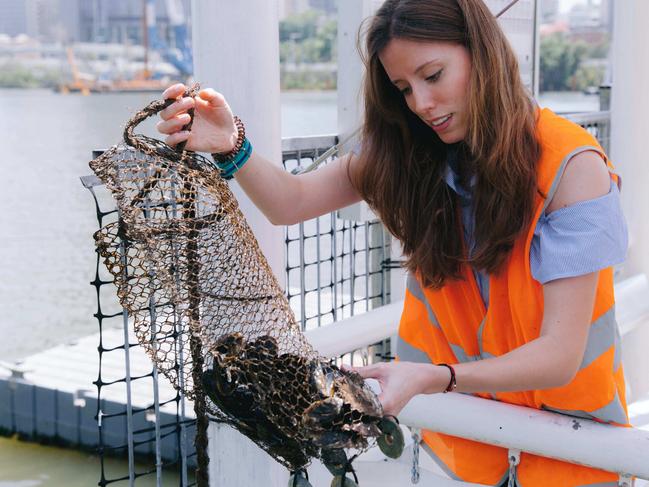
[{"x1": 0, "y1": 88, "x2": 597, "y2": 485}]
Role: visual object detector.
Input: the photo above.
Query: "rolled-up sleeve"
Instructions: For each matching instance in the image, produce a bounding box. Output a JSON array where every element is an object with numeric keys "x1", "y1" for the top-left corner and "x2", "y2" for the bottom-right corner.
[{"x1": 530, "y1": 180, "x2": 628, "y2": 284}]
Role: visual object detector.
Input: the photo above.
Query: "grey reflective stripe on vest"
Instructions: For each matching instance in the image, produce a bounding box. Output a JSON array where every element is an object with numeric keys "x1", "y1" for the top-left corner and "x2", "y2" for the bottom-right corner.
[
  {"x1": 406, "y1": 273, "x2": 441, "y2": 330},
  {"x1": 579, "y1": 306, "x2": 620, "y2": 371},
  {"x1": 478, "y1": 307, "x2": 621, "y2": 367},
  {"x1": 613, "y1": 319, "x2": 622, "y2": 371},
  {"x1": 588, "y1": 388, "x2": 627, "y2": 424},
  {"x1": 450, "y1": 343, "x2": 481, "y2": 363},
  {"x1": 477, "y1": 316, "x2": 496, "y2": 359},
  {"x1": 420, "y1": 441, "x2": 465, "y2": 482},
  {"x1": 578, "y1": 483, "x2": 619, "y2": 486},
  {"x1": 397, "y1": 337, "x2": 433, "y2": 364},
  {"x1": 398, "y1": 274, "x2": 439, "y2": 363},
  {"x1": 542, "y1": 387, "x2": 627, "y2": 425},
  {"x1": 404, "y1": 273, "x2": 480, "y2": 364},
  {"x1": 542, "y1": 304, "x2": 626, "y2": 424}
]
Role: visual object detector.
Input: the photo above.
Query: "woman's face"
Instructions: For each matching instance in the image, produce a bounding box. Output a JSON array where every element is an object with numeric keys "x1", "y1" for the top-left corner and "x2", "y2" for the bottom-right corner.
[{"x1": 379, "y1": 38, "x2": 472, "y2": 144}]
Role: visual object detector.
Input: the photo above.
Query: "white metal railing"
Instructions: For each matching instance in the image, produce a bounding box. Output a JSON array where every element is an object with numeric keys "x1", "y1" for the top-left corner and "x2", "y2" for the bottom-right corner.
[
  {"x1": 399, "y1": 393, "x2": 648, "y2": 481},
  {"x1": 563, "y1": 110, "x2": 611, "y2": 153},
  {"x1": 304, "y1": 275, "x2": 649, "y2": 484}
]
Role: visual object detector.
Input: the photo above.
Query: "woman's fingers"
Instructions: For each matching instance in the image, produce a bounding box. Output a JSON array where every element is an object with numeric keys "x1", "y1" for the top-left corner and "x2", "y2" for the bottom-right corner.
[
  {"x1": 198, "y1": 88, "x2": 227, "y2": 108},
  {"x1": 156, "y1": 113, "x2": 192, "y2": 135},
  {"x1": 165, "y1": 130, "x2": 190, "y2": 148},
  {"x1": 159, "y1": 96, "x2": 195, "y2": 121},
  {"x1": 353, "y1": 363, "x2": 385, "y2": 379},
  {"x1": 162, "y1": 83, "x2": 187, "y2": 100}
]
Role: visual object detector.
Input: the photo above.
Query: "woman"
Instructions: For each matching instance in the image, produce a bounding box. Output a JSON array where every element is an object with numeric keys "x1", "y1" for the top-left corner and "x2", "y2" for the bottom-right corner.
[{"x1": 156, "y1": 1, "x2": 629, "y2": 485}]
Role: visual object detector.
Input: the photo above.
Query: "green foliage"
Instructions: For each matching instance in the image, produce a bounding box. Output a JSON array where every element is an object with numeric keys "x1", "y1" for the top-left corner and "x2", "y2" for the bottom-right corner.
[
  {"x1": 0, "y1": 62, "x2": 64, "y2": 89},
  {"x1": 0, "y1": 63, "x2": 40, "y2": 88},
  {"x1": 279, "y1": 11, "x2": 337, "y2": 65},
  {"x1": 589, "y1": 37, "x2": 610, "y2": 59},
  {"x1": 280, "y1": 69, "x2": 336, "y2": 90},
  {"x1": 540, "y1": 33, "x2": 610, "y2": 92},
  {"x1": 279, "y1": 10, "x2": 320, "y2": 42},
  {"x1": 570, "y1": 64, "x2": 606, "y2": 91},
  {"x1": 540, "y1": 33, "x2": 587, "y2": 91}
]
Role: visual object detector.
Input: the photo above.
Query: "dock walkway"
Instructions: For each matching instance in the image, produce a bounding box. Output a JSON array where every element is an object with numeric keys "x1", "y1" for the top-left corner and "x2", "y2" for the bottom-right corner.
[{"x1": 0, "y1": 327, "x2": 194, "y2": 462}]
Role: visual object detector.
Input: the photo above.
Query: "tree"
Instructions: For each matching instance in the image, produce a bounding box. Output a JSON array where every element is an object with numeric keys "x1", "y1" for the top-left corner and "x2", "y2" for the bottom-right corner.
[
  {"x1": 279, "y1": 12, "x2": 337, "y2": 64},
  {"x1": 540, "y1": 33, "x2": 610, "y2": 92},
  {"x1": 540, "y1": 33, "x2": 588, "y2": 91}
]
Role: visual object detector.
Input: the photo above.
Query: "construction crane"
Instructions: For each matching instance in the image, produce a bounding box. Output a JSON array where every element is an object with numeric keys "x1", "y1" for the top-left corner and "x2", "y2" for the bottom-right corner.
[
  {"x1": 59, "y1": 46, "x2": 95, "y2": 95},
  {"x1": 59, "y1": 0, "x2": 192, "y2": 94},
  {"x1": 102, "y1": 0, "x2": 190, "y2": 92}
]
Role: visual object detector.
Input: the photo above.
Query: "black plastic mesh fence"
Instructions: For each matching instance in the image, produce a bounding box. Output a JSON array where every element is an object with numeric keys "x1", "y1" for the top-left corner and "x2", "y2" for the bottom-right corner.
[
  {"x1": 281, "y1": 140, "x2": 393, "y2": 364},
  {"x1": 83, "y1": 163, "x2": 197, "y2": 487}
]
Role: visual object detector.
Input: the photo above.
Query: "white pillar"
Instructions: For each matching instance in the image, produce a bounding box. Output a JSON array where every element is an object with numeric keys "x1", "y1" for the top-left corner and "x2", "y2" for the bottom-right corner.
[
  {"x1": 337, "y1": 0, "x2": 382, "y2": 153},
  {"x1": 191, "y1": 2, "x2": 288, "y2": 486},
  {"x1": 610, "y1": 1, "x2": 649, "y2": 280},
  {"x1": 191, "y1": 0, "x2": 284, "y2": 283}
]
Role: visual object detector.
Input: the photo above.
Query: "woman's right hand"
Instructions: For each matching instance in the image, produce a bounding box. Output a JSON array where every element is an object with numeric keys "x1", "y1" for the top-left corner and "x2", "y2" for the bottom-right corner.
[{"x1": 157, "y1": 83, "x2": 238, "y2": 154}]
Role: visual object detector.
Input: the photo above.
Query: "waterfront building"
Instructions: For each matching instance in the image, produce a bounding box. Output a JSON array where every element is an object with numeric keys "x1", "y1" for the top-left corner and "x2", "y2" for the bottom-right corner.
[{"x1": 0, "y1": 0, "x2": 39, "y2": 38}]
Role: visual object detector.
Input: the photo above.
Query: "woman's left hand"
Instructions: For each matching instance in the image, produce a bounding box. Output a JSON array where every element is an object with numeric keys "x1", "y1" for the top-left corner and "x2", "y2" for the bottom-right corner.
[{"x1": 354, "y1": 361, "x2": 448, "y2": 416}]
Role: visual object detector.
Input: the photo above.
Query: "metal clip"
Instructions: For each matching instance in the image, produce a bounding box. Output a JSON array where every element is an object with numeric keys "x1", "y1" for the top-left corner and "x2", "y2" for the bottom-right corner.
[
  {"x1": 618, "y1": 473, "x2": 633, "y2": 487},
  {"x1": 507, "y1": 449, "x2": 521, "y2": 487},
  {"x1": 361, "y1": 348, "x2": 370, "y2": 367},
  {"x1": 411, "y1": 428, "x2": 421, "y2": 484}
]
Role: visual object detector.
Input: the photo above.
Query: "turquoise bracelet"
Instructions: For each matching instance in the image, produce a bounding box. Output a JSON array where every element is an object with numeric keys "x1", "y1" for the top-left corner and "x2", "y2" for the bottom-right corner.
[{"x1": 212, "y1": 138, "x2": 253, "y2": 180}]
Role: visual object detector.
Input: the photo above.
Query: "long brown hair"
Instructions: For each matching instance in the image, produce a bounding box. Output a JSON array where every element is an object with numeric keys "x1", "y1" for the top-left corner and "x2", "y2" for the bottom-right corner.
[{"x1": 352, "y1": 0, "x2": 541, "y2": 288}]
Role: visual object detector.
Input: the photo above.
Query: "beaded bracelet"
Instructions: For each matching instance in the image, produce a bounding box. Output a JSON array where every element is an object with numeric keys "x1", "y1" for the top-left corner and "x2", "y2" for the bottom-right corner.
[
  {"x1": 438, "y1": 363, "x2": 457, "y2": 393},
  {"x1": 212, "y1": 116, "x2": 253, "y2": 180}
]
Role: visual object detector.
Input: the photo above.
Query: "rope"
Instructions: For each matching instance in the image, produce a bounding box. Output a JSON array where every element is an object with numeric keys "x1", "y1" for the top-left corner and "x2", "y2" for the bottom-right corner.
[{"x1": 178, "y1": 85, "x2": 210, "y2": 487}]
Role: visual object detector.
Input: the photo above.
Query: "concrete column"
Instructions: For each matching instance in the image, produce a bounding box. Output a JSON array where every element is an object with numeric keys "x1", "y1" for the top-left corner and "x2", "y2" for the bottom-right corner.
[
  {"x1": 610, "y1": 1, "x2": 649, "y2": 280},
  {"x1": 191, "y1": 0, "x2": 284, "y2": 283},
  {"x1": 191, "y1": 2, "x2": 288, "y2": 486}
]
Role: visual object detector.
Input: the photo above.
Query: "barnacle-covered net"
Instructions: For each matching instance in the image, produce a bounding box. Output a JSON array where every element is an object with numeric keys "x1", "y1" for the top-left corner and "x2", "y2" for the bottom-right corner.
[
  {"x1": 90, "y1": 118, "x2": 316, "y2": 401},
  {"x1": 89, "y1": 90, "x2": 393, "y2": 478}
]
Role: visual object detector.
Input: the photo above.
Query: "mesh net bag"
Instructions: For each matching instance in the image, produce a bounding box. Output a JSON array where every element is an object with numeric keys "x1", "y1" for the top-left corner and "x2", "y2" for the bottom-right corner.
[{"x1": 89, "y1": 88, "x2": 403, "y2": 484}]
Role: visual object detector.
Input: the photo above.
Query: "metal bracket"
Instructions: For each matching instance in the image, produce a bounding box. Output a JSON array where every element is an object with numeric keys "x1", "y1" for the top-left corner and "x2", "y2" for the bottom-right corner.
[
  {"x1": 618, "y1": 473, "x2": 633, "y2": 487},
  {"x1": 0, "y1": 360, "x2": 32, "y2": 380}
]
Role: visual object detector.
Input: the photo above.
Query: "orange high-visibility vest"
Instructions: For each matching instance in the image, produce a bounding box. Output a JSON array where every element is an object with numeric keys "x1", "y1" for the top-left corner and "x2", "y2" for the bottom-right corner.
[{"x1": 397, "y1": 108, "x2": 628, "y2": 487}]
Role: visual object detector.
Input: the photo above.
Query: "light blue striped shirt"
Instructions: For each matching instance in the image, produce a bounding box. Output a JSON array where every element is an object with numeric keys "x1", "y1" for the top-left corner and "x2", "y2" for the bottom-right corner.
[{"x1": 445, "y1": 152, "x2": 628, "y2": 307}]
